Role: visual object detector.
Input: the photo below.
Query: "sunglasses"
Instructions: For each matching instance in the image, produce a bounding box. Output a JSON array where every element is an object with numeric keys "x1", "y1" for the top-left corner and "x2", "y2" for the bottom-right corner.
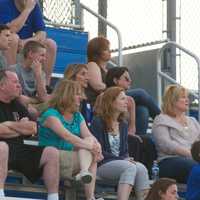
[{"x1": 121, "y1": 76, "x2": 131, "y2": 82}]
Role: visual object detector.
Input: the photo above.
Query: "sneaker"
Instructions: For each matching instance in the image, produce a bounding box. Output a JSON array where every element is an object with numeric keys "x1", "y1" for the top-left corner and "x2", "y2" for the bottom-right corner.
[{"x1": 75, "y1": 170, "x2": 93, "y2": 184}]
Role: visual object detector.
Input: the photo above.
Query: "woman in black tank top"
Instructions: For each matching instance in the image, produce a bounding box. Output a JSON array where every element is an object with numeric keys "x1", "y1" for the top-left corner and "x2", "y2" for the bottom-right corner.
[{"x1": 85, "y1": 36, "x2": 111, "y2": 106}]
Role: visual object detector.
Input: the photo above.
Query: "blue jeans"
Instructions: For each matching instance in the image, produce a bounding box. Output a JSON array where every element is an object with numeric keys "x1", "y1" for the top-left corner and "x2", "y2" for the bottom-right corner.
[
  {"x1": 135, "y1": 105, "x2": 149, "y2": 134},
  {"x1": 159, "y1": 156, "x2": 197, "y2": 183},
  {"x1": 126, "y1": 88, "x2": 160, "y2": 134}
]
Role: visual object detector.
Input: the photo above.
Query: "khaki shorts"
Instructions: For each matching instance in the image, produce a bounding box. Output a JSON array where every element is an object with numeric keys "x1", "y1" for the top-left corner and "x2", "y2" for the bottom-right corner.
[{"x1": 59, "y1": 150, "x2": 74, "y2": 179}]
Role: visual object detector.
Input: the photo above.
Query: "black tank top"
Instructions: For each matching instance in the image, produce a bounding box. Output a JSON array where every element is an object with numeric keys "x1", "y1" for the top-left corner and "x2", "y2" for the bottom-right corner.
[{"x1": 85, "y1": 67, "x2": 106, "y2": 106}]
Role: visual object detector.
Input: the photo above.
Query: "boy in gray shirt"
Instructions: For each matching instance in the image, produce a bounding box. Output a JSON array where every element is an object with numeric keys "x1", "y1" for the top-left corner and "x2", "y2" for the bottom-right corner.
[{"x1": 13, "y1": 40, "x2": 50, "y2": 105}]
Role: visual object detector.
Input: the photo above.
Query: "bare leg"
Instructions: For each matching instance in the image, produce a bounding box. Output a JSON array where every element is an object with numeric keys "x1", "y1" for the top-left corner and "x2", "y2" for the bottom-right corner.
[
  {"x1": 44, "y1": 38, "x2": 57, "y2": 86},
  {"x1": 78, "y1": 149, "x2": 93, "y2": 171},
  {"x1": 39, "y1": 147, "x2": 59, "y2": 193},
  {"x1": 3, "y1": 33, "x2": 19, "y2": 65},
  {"x1": 73, "y1": 150, "x2": 97, "y2": 200},
  {"x1": 84, "y1": 161, "x2": 97, "y2": 200},
  {"x1": 0, "y1": 142, "x2": 9, "y2": 190},
  {"x1": 117, "y1": 183, "x2": 132, "y2": 200}
]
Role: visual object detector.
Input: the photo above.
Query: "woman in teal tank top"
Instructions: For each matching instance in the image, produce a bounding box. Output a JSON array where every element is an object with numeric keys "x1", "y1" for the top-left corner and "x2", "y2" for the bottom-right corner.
[{"x1": 39, "y1": 79, "x2": 103, "y2": 200}]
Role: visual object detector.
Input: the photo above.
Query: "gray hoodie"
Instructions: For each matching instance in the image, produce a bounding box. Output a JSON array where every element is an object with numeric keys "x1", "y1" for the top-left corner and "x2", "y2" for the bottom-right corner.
[{"x1": 152, "y1": 113, "x2": 200, "y2": 161}]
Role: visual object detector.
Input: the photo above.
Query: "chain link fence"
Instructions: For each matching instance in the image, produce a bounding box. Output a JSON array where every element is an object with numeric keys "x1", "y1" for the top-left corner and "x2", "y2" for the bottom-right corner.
[
  {"x1": 41, "y1": 0, "x2": 74, "y2": 25},
  {"x1": 40, "y1": 0, "x2": 166, "y2": 49},
  {"x1": 80, "y1": 0, "x2": 166, "y2": 49},
  {"x1": 176, "y1": 0, "x2": 200, "y2": 91},
  {"x1": 40, "y1": 0, "x2": 200, "y2": 91}
]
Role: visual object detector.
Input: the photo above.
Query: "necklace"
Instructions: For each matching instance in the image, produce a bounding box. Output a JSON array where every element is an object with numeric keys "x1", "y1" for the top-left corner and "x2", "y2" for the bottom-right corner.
[{"x1": 175, "y1": 116, "x2": 188, "y2": 129}]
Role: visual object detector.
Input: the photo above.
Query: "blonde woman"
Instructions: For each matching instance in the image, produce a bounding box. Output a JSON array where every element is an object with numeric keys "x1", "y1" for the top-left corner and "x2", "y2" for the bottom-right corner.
[
  {"x1": 152, "y1": 84, "x2": 200, "y2": 183},
  {"x1": 38, "y1": 79, "x2": 104, "y2": 200},
  {"x1": 64, "y1": 63, "x2": 93, "y2": 125}
]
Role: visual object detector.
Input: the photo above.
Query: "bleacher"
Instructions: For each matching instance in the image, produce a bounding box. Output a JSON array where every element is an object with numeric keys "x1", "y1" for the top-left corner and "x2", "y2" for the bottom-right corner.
[
  {"x1": 2, "y1": 1, "x2": 193, "y2": 199},
  {"x1": 5, "y1": 119, "x2": 187, "y2": 200},
  {"x1": 3, "y1": 24, "x2": 90, "y2": 199},
  {"x1": 46, "y1": 27, "x2": 88, "y2": 75}
]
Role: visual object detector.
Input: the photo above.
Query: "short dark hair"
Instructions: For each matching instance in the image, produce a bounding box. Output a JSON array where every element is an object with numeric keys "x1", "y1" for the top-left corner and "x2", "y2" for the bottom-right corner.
[
  {"x1": 0, "y1": 24, "x2": 9, "y2": 33},
  {"x1": 191, "y1": 140, "x2": 200, "y2": 163},
  {"x1": 23, "y1": 40, "x2": 46, "y2": 58},
  {"x1": 0, "y1": 24, "x2": 10, "y2": 33},
  {"x1": 105, "y1": 67, "x2": 129, "y2": 87}
]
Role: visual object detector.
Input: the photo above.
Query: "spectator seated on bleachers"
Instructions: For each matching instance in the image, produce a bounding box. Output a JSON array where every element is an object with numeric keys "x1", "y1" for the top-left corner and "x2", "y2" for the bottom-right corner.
[
  {"x1": 0, "y1": 24, "x2": 11, "y2": 69},
  {"x1": 90, "y1": 86, "x2": 150, "y2": 200},
  {"x1": 64, "y1": 63, "x2": 94, "y2": 125},
  {"x1": 85, "y1": 36, "x2": 110, "y2": 106},
  {"x1": 37, "y1": 63, "x2": 93, "y2": 125},
  {"x1": 0, "y1": 0, "x2": 57, "y2": 86},
  {"x1": 0, "y1": 69, "x2": 60, "y2": 200},
  {"x1": 105, "y1": 66, "x2": 160, "y2": 135},
  {"x1": 152, "y1": 84, "x2": 199, "y2": 184},
  {"x1": 11, "y1": 40, "x2": 51, "y2": 107},
  {"x1": 38, "y1": 79, "x2": 104, "y2": 200},
  {"x1": 145, "y1": 178, "x2": 178, "y2": 200},
  {"x1": 186, "y1": 140, "x2": 200, "y2": 200},
  {"x1": 94, "y1": 67, "x2": 157, "y2": 174}
]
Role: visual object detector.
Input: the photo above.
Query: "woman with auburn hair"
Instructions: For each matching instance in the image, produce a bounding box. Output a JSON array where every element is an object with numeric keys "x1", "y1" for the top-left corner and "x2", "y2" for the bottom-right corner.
[
  {"x1": 152, "y1": 84, "x2": 200, "y2": 183},
  {"x1": 145, "y1": 178, "x2": 178, "y2": 200},
  {"x1": 38, "y1": 79, "x2": 104, "y2": 200},
  {"x1": 105, "y1": 66, "x2": 160, "y2": 135},
  {"x1": 85, "y1": 36, "x2": 110, "y2": 106},
  {"x1": 104, "y1": 67, "x2": 158, "y2": 172},
  {"x1": 90, "y1": 87, "x2": 150, "y2": 200}
]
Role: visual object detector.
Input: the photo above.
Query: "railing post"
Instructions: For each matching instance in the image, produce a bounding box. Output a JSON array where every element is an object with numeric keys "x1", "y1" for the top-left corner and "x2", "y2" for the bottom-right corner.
[
  {"x1": 80, "y1": 3, "x2": 123, "y2": 66},
  {"x1": 157, "y1": 51, "x2": 162, "y2": 107},
  {"x1": 73, "y1": 0, "x2": 81, "y2": 25}
]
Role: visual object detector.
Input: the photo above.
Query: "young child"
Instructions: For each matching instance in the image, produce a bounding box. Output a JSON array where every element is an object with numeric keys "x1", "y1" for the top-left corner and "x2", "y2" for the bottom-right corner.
[{"x1": 186, "y1": 140, "x2": 200, "y2": 200}]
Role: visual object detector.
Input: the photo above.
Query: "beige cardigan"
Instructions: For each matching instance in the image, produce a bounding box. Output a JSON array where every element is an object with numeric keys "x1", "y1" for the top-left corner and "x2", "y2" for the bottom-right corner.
[{"x1": 152, "y1": 113, "x2": 200, "y2": 161}]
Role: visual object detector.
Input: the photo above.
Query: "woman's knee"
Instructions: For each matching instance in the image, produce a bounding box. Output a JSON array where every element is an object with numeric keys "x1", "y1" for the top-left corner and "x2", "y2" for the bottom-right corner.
[
  {"x1": 119, "y1": 164, "x2": 137, "y2": 185},
  {"x1": 42, "y1": 146, "x2": 59, "y2": 162},
  {"x1": 136, "y1": 162, "x2": 149, "y2": 176}
]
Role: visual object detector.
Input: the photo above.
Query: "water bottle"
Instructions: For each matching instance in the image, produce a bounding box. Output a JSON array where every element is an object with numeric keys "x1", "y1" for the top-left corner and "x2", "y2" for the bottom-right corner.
[
  {"x1": 151, "y1": 160, "x2": 159, "y2": 181},
  {"x1": 85, "y1": 103, "x2": 93, "y2": 126}
]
